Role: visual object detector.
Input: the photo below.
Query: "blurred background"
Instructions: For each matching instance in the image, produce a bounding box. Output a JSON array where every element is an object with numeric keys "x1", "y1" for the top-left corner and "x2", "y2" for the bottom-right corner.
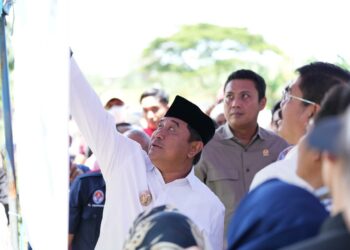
[{"x1": 2, "y1": 0, "x2": 350, "y2": 136}]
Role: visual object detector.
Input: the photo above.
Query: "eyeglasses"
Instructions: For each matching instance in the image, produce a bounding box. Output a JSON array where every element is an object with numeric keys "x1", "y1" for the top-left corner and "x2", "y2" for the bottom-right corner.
[{"x1": 281, "y1": 89, "x2": 316, "y2": 105}]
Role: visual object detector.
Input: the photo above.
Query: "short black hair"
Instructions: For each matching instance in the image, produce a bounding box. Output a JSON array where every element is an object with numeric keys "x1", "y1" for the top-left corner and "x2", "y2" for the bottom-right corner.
[
  {"x1": 140, "y1": 88, "x2": 169, "y2": 105},
  {"x1": 296, "y1": 62, "x2": 350, "y2": 106},
  {"x1": 224, "y1": 69, "x2": 266, "y2": 101},
  {"x1": 187, "y1": 124, "x2": 203, "y2": 165},
  {"x1": 314, "y1": 85, "x2": 350, "y2": 124},
  {"x1": 271, "y1": 100, "x2": 281, "y2": 116}
]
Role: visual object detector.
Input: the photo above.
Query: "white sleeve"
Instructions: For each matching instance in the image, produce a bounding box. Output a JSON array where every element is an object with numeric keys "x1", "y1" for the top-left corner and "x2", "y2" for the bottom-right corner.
[
  {"x1": 249, "y1": 169, "x2": 265, "y2": 191},
  {"x1": 249, "y1": 160, "x2": 284, "y2": 191},
  {"x1": 209, "y1": 207, "x2": 225, "y2": 250},
  {"x1": 69, "y1": 57, "x2": 141, "y2": 179},
  {"x1": 69, "y1": 58, "x2": 149, "y2": 248}
]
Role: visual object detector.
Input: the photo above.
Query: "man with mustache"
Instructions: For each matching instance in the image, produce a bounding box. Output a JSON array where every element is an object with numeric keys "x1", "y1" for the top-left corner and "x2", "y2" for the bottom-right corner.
[{"x1": 69, "y1": 57, "x2": 225, "y2": 250}]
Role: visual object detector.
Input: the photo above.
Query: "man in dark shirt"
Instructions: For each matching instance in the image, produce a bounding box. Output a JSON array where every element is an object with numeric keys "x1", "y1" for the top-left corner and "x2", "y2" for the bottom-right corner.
[{"x1": 69, "y1": 170, "x2": 105, "y2": 250}]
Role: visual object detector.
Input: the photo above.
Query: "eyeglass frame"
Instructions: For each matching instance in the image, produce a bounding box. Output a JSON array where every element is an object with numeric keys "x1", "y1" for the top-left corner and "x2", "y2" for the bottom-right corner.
[{"x1": 281, "y1": 87, "x2": 316, "y2": 106}]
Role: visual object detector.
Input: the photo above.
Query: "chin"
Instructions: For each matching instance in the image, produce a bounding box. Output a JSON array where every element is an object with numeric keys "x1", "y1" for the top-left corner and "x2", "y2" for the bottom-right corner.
[
  {"x1": 229, "y1": 121, "x2": 245, "y2": 129},
  {"x1": 148, "y1": 150, "x2": 156, "y2": 159}
]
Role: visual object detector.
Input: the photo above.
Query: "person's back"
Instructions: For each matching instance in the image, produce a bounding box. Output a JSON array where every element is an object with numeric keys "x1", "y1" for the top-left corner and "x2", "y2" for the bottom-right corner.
[{"x1": 227, "y1": 179, "x2": 329, "y2": 250}]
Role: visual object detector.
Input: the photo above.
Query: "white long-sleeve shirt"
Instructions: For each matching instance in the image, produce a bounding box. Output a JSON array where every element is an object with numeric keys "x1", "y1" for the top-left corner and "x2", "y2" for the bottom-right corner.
[{"x1": 70, "y1": 58, "x2": 225, "y2": 250}]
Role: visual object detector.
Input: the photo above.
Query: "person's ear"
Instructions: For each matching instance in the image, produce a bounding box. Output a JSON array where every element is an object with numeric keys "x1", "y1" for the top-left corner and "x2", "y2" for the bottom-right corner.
[
  {"x1": 188, "y1": 141, "x2": 203, "y2": 159},
  {"x1": 306, "y1": 104, "x2": 320, "y2": 127},
  {"x1": 259, "y1": 97, "x2": 267, "y2": 111},
  {"x1": 312, "y1": 149, "x2": 322, "y2": 162},
  {"x1": 308, "y1": 104, "x2": 320, "y2": 119}
]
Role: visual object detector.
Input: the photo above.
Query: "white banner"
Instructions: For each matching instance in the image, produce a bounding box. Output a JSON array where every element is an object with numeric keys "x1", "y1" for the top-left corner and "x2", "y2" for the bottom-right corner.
[{"x1": 12, "y1": 0, "x2": 69, "y2": 249}]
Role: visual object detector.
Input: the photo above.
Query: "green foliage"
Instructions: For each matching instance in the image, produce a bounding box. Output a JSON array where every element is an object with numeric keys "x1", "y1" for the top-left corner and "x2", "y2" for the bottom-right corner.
[
  {"x1": 140, "y1": 23, "x2": 291, "y2": 108},
  {"x1": 142, "y1": 23, "x2": 284, "y2": 74},
  {"x1": 335, "y1": 55, "x2": 350, "y2": 71}
]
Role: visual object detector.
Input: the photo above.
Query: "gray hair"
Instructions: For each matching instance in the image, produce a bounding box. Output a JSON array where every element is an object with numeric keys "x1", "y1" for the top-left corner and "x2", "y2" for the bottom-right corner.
[{"x1": 123, "y1": 129, "x2": 151, "y2": 153}]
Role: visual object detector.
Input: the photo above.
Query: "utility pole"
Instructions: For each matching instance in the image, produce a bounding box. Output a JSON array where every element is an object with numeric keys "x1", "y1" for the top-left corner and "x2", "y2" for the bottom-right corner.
[{"x1": 1, "y1": 0, "x2": 19, "y2": 249}]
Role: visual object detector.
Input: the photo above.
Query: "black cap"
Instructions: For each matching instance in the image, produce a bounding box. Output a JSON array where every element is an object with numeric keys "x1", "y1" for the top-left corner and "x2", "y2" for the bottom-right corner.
[{"x1": 165, "y1": 95, "x2": 215, "y2": 145}]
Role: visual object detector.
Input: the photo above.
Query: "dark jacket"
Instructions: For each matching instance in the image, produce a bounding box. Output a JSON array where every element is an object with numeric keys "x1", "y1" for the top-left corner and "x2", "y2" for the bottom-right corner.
[
  {"x1": 283, "y1": 213, "x2": 350, "y2": 250},
  {"x1": 69, "y1": 170, "x2": 105, "y2": 250}
]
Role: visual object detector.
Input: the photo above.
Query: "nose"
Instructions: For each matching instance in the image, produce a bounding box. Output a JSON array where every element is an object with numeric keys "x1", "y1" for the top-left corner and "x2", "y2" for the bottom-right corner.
[
  {"x1": 153, "y1": 127, "x2": 165, "y2": 140},
  {"x1": 229, "y1": 97, "x2": 241, "y2": 108},
  {"x1": 146, "y1": 110, "x2": 155, "y2": 120}
]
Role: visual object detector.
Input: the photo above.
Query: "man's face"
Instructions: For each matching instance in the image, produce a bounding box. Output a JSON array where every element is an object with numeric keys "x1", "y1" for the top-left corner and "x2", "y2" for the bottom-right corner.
[
  {"x1": 279, "y1": 78, "x2": 314, "y2": 145},
  {"x1": 141, "y1": 96, "x2": 169, "y2": 130},
  {"x1": 148, "y1": 117, "x2": 195, "y2": 170},
  {"x1": 223, "y1": 79, "x2": 266, "y2": 131}
]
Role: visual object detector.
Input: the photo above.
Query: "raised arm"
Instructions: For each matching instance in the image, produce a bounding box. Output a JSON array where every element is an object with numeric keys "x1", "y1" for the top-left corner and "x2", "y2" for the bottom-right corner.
[
  {"x1": 69, "y1": 57, "x2": 146, "y2": 180},
  {"x1": 69, "y1": 58, "x2": 117, "y2": 176},
  {"x1": 69, "y1": 54, "x2": 150, "y2": 250}
]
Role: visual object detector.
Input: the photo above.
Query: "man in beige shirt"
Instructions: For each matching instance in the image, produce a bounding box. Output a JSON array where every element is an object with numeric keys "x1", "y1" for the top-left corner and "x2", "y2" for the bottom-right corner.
[{"x1": 195, "y1": 69, "x2": 288, "y2": 236}]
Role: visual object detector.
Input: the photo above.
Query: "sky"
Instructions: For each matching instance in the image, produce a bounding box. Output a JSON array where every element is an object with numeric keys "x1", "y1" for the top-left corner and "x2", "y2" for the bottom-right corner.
[{"x1": 69, "y1": 0, "x2": 350, "y2": 78}]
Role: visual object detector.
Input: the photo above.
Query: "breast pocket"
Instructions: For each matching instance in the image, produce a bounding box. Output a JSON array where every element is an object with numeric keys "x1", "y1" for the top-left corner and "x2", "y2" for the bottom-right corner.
[
  {"x1": 206, "y1": 168, "x2": 239, "y2": 202},
  {"x1": 207, "y1": 167, "x2": 241, "y2": 216}
]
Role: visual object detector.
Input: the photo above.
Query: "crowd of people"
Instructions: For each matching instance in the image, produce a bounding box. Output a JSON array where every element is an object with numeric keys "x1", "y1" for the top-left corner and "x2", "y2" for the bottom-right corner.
[
  {"x1": 64, "y1": 57, "x2": 350, "y2": 250},
  {"x1": 2, "y1": 56, "x2": 350, "y2": 249}
]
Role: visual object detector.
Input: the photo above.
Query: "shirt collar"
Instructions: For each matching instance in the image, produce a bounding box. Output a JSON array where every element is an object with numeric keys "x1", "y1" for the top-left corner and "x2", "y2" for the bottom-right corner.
[
  {"x1": 185, "y1": 168, "x2": 198, "y2": 190},
  {"x1": 155, "y1": 167, "x2": 197, "y2": 190},
  {"x1": 170, "y1": 168, "x2": 197, "y2": 190},
  {"x1": 222, "y1": 123, "x2": 265, "y2": 141}
]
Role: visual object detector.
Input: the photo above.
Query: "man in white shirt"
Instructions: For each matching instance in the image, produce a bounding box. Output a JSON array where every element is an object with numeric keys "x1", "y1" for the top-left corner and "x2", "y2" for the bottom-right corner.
[
  {"x1": 250, "y1": 62, "x2": 350, "y2": 190},
  {"x1": 70, "y1": 57, "x2": 225, "y2": 250},
  {"x1": 284, "y1": 105, "x2": 350, "y2": 249}
]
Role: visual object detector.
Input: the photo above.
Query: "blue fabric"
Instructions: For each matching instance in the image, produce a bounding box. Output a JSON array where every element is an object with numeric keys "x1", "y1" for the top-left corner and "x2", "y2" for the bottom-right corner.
[
  {"x1": 76, "y1": 164, "x2": 90, "y2": 173},
  {"x1": 69, "y1": 171, "x2": 105, "y2": 250},
  {"x1": 227, "y1": 179, "x2": 329, "y2": 250}
]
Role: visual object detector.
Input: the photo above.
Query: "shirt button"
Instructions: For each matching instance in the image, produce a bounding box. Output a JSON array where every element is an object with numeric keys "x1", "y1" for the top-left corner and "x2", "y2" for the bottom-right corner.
[{"x1": 246, "y1": 168, "x2": 250, "y2": 172}]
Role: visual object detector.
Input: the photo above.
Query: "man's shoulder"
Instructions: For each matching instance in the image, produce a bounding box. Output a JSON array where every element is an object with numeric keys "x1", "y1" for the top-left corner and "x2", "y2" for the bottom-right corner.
[
  {"x1": 259, "y1": 127, "x2": 288, "y2": 144},
  {"x1": 75, "y1": 171, "x2": 105, "y2": 188},
  {"x1": 191, "y1": 175, "x2": 225, "y2": 210},
  {"x1": 78, "y1": 170, "x2": 103, "y2": 179},
  {"x1": 256, "y1": 159, "x2": 287, "y2": 177},
  {"x1": 203, "y1": 125, "x2": 232, "y2": 150},
  {"x1": 250, "y1": 158, "x2": 293, "y2": 190},
  {"x1": 208, "y1": 126, "x2": 226, "y2": 142}
]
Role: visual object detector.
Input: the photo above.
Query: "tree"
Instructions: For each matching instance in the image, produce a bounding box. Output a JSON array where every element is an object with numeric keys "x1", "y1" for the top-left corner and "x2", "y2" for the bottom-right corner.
[
  {"x1": 336, "y1": 55, "x2": 350, "y2": 71},
  {"x1": 140, "y1": 23, "x2": 291, "y2": 106}
]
